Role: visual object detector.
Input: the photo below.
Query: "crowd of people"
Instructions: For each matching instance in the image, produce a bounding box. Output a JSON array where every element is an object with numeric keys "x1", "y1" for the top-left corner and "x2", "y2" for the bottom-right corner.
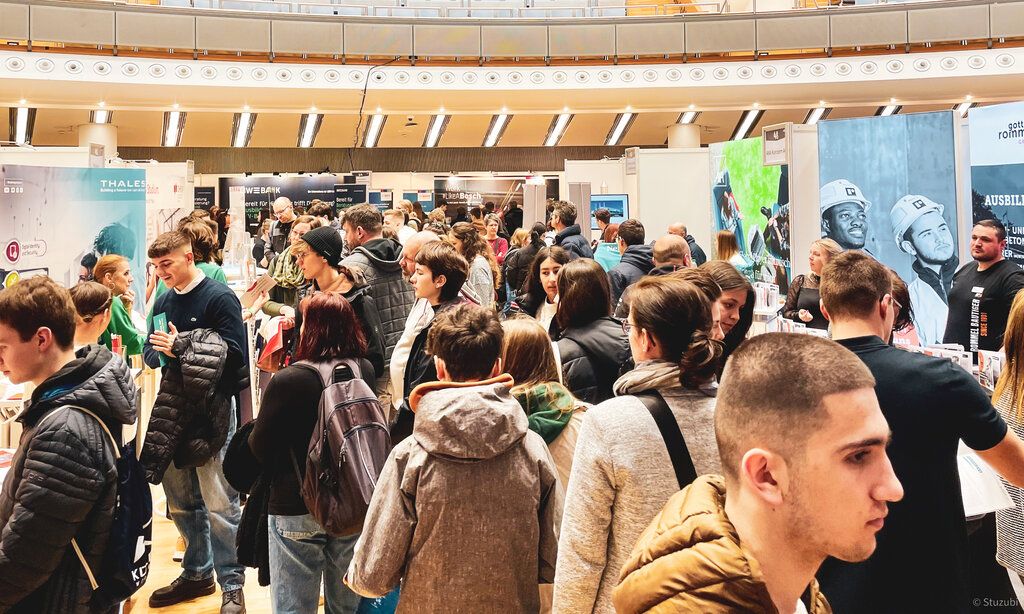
[{"x1": 4, "y1": 196, "x2": 1024, "y2": 614}]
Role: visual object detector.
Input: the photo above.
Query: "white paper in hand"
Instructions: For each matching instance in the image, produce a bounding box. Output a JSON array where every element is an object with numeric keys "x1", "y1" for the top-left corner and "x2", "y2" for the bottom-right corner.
[
  {"x1": 958, "y1": 444, "x2": 1013, "y2": 518},
  {"x1": 240, "y1": 274, "x2": 277, "y2": 309}
]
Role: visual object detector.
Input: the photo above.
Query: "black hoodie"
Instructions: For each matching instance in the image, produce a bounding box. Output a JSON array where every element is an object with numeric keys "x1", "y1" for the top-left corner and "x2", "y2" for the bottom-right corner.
[{"x1": 0, "y1": 345, "x2": 136, "y2": 614}]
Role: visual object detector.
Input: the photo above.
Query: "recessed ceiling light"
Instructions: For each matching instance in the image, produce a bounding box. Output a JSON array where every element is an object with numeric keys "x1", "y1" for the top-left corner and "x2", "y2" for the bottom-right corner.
[
  {"x1": 363, "y1": 113, "x2": 387, "y2": 148},
  {"x1": 804, "y1": 107, "x2": 831, "y2": 125},
  {"x1": 876, "y1": 105, "x2": 902, "y2": 117},
  {"x1": 545, "y1": 113, "x2": 573, "y2": 147},
  {"x1": 606, "y1": 112, "x2": 636, "y2": 146},
  {"x1": 731, "y1": 109, "x2": 764, "y2": 141},
  {"x1": 10, "y1": 107, "x2": 36, "y2": 145},
  {"x1": 162, "y1": 110, "x2": 186, "y2": 146},
  {"x1": 231, "y1": 111, "x2": 256, "y2": 148},
  {"x1": 297, "y1": 113, "x2": 322, "y2": 148},
  {"x1": 678, "y1": 111, "x2": 701, "y2": 125},
  {"x1": 423, "y1": 114, "x2": 450, "y2": 148},
  {"x1": 483, "y1": 113, "x2": 511, "y2": 147}
]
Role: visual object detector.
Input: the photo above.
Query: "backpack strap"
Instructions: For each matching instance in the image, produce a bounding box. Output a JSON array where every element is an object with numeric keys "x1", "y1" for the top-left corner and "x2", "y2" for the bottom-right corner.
[
  {"x1": 35, "y1": 405, "x2": 122, "y2": 592},
  {"x1": 636, "y1": 391, "x2": 697, "y2": 490}
]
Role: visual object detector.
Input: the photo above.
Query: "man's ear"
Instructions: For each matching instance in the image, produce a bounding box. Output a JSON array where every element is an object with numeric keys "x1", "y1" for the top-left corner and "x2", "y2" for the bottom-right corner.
[
  {"x1": 434, "y1": 356, "x2": 449, "y2": 382},
  {"x1": 900, "y1": 240, "x2": 918, "y2": 257},
  {"x1": 489, "y1": 357, "x2": 503, "y2": 379},
  {"x1": 739, "y1": 448, "x2": 788, "y2": 508},
  {"x1": 820, "y1": 299, "x2": 831, "y2": 322},
  {"x1": 821, "y1": 219, "x2": 831, "y2": 234}
]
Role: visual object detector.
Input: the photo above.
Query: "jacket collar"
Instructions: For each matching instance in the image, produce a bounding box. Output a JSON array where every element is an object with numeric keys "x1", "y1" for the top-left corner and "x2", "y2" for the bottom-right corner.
[
  {"x1": 409, "y1": 373, "x2": 513, "y2": 412},
  {"x1": 555, "y1": 224, "x2": 582, "y2": 241},
  {"x1": 911, "y1": 255, "x2": 958, "y2": 305}
]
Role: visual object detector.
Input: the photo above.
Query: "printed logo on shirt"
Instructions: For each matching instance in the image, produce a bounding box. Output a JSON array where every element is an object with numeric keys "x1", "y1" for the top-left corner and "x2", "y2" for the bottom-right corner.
[
  {"x1": 190, "y1": 317, "x2": 197, "y2": 322},
  {"x1": 972, "y1": 286, "x2": 985, "y2": 295}
]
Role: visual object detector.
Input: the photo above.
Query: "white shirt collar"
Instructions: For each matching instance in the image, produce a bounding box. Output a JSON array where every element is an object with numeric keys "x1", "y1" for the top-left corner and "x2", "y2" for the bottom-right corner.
[{"x1": 174, "y1": 269, "x2": 207, "y2": 295}]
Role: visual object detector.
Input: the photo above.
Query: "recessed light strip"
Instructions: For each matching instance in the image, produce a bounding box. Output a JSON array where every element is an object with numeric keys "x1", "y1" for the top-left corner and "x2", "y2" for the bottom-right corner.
[
  {"x1": 13, "y1": 107, "x2": 34, "y2": 145},
  {"x1": 876, "y1": 105, "x2": 902, "y2": 117},
  {"x1": 606, "y1": 112, "x2": 635, "y2": 146},
  {"x1": 954, "y1": 102, "x2": 977, "y2": 118},
  {"x1": 231, "y1": 111, "x2": 256, "y2": 148},
  {"x1": 90, "y1": 109, "x2": 112, "y2": 124},
  {"x1": 678, "y1": 111, "x2": 701, "y2": 125},
  {"x1": 804, "y1": 107, "x2": 831, "y2": 125},
  {"x1": 544, "y1": 113, "x2": 573, "y2": 147},
  {"x1": 162, "y1": 110, "x2": 186, "y2": 147},
  {"x1": 423, "y1": 114, "x2": 449, "y2": 148},
  {"x1": 731, "y1": 109, "x2": 764, "y2": 141},
  {"x1": 363, "y1": 113, "x2": 387, "y2": 148},
  {"x1": 483, "y1": 113, "x2": 511, "y2": 147},
  {"x1": 298, "y1": 113, "x2": 322, "y2": 148}
]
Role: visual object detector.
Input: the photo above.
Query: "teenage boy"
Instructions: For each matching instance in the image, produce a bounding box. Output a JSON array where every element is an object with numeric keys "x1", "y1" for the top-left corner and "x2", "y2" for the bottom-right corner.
[
  {"x1": 0, "y1": 276, "x2": 138, "y2": 614},
  {"x1": 346, "y1": 304, "x2": 562, "y2": 612},
  {"x1": 551, "y1": 201, "x2": 594, "y2": 260},
  {"x1": 818, "y1": 251, "x2": 1024, "y2": 614},
  {"x1": 615, "y1": 333, "x2": 902, "y2": 613},
  {"x1": 142, "y1": 231, "x2": 248, "y2": 614},
  {"x1": 607, "y1": 219, "x2": 653, "y2": 306}
]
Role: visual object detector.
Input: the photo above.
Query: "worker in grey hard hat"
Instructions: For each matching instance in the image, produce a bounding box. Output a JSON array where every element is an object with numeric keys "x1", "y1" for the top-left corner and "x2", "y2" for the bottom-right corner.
[
  {"x1": 820, "y1": 180, "x2": 871, "y2": 250},
  {"x1": 890, "y1": 194, "x2": 958, "y2": 346}
]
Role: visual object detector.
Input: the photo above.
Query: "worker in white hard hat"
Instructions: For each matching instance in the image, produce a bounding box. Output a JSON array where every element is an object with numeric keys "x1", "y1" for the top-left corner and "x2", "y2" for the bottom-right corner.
[
  {"x1": 890, "y1": 194, "x2": 959, "y2": 346},
  {"x1": 820, "y1": 180, "x2": 871, "y2": 251}
]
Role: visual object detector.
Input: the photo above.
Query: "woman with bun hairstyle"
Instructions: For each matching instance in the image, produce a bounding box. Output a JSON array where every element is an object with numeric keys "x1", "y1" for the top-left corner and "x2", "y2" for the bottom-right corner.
[
  {"x1": 553, "y1": 274, "x2": 723, "y2": 614},
  {"x1": 91, "y1": 254, "x2": 146, "y2": 356},
  {"x1": 69, "y1": 281, "x2": 114, "y2": 348}
]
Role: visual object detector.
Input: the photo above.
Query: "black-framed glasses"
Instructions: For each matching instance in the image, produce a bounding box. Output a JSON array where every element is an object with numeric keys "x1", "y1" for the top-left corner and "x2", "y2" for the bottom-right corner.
[{"x1": 622, "y1": 320, "x2": 634, "y2": 335}]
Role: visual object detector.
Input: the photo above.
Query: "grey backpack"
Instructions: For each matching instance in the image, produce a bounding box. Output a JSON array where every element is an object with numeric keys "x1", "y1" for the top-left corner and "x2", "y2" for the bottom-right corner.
[{"x1": 291, "y1": 359, "x2": 392, "y2": 537}]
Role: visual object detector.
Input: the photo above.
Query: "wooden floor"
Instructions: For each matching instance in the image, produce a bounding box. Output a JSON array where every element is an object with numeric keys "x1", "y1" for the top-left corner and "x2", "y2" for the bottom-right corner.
[{"x1": 130, "y1": 491, "x2": 324, "y2": 614}]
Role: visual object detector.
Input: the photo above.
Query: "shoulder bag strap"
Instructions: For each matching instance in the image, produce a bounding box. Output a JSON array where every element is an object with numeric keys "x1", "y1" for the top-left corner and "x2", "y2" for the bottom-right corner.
[
  {"x1": 636, "y1": 391, "x2": 698, "y2": 489},
  {"x1": 37, "y1": 405, "x2": 121, "y2": 591}
]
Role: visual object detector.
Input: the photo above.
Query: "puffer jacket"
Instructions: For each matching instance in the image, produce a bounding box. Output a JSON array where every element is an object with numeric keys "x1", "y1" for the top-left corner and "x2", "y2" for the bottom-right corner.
[
  {"x1": 504, "y1": 242, "x2": 541, "y2": 297},
  {"x1": 341, "y1": 238, "x2": 415, "y2": 366},
  {"x1": 608, "y1": 244, "x2": 654, "y2": 307},
  {"x1": 554, "y1": 224, "x2": 594, "y2": 260},
  {"x1": 347, "y1": 374, "x2": 563, "y2": 613},
  {"x1": 613, "y1": 475, "x2": 832, "y2": 614},
  {"x1": 141, "y1": 328, "x2": 235, "y2": 484},
  {"x1": 557, "y1": 317, "x2": 631, "y2": 404},
  {"x1": 0, "y1": 345, "x2": 136, "y2": 614}
]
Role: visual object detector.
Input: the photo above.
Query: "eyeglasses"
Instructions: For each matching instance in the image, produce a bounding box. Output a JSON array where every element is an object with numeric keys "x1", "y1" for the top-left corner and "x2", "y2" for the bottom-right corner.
[
  {"x1": 621, "y1": 320, "x2": 634, "y2": 335},
  {"x1": 888, "y1": 294, "x2": 903, "y2": 315}
]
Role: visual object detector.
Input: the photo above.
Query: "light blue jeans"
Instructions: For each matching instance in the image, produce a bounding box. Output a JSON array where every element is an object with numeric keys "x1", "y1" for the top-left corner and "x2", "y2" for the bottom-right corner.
[
  {"x1": 162, "y1": 406, "x2": 245, "y2": 591},
  {"x1": 268, "y1": 514, "x2": 361, "y2": 614}
]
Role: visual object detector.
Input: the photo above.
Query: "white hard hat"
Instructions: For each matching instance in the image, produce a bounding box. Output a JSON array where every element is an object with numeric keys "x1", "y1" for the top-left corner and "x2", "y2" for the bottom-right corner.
[
  {"x1": 891, "y1": 194, "x2": 945, "y2": 248},
  {"x1": 820, "y1": 180, "x2": 871, "y2": 215}
]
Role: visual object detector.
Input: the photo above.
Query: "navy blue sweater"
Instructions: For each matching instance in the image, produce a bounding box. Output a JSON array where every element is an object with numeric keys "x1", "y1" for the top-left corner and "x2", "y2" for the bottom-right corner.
[{"x1": 145, "y1": 276, "x2": 248, "y2": 393}]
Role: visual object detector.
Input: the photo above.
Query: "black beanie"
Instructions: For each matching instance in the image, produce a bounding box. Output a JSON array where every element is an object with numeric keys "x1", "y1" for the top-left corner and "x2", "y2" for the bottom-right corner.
[{"x1": 300, "y1": 227, "x2": 344, "y2": 267}]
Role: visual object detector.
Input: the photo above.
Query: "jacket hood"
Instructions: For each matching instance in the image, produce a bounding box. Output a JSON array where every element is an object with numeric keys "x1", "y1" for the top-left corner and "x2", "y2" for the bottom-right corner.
[
  {"x1": 355, "y1": 238, "x2": 403, "y2": 272},
  {"x1": 25, "y1": 344, "x2": 137, "y2": 427},
  {"x1": 613, "y1": 475, "x2": 830, "y2": 614},
  {"x1": 556, "y1": 224, "x2": 584, "y2": 241},
  {"x1": 408, "y1": 374, "x2": 528, "y2": 461},
  {"x1": 648, "y1": 264, "x2": 682, "y2": 277},
  {"x1": 619, "y1": 244, "x2": 654, "y2": 271},
  {"x1": 562, "y1": 317, "x2": 632, "y2": 366}
]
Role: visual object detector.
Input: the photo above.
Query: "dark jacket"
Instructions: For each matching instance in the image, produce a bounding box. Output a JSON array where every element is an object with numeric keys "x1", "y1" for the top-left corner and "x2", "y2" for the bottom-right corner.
[
  {"x1": 557, "y1": 317, "x2": 632, "y2": 404},
  {"x1": 0, "y1": 345, "x2": 136, "y2": 614},
  {"x1": 613, "y1": 264, "x2": 682, "y2": 319},
  {"x1": 554, "y1": 225, "x2": 594, "y2": 260},
  {"x1": 503, "y1": 206, "x2": 524, "y2": 232},
  {"x1": 608, "y1": 244, "x2": 654, "y2": 306},
  {"x1": 687, "y1": 235, "x2": 707, "y2": 266},
  {"x1": 504, "y1": 242, "x2": 542, "y2": 298},
  {"x1": 402, "y1": 299, "x2": 469, "y2": 411},
  {"x1": 142, "y1": 329, "x2": 244, "y2": 484},
  {"x1": 341, "y1": 238, "x2": 415, "y2": 368}
]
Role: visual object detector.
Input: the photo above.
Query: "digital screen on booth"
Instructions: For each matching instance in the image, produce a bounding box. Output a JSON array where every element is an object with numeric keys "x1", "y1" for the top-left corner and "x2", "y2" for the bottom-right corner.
[{"x1": 590, "y1": 194, "x2": 629, "y2": 230}]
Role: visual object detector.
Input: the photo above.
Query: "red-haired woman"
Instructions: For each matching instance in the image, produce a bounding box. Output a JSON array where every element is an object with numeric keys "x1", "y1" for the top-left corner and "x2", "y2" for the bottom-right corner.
[{"x1": 248, "y1": 292, "x2": 375, "y2": 613}]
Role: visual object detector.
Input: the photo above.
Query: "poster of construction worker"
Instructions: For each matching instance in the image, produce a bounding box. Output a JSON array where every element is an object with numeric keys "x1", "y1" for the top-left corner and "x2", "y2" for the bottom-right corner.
[
  {"x1": 969, "y1": 100, "x2": 1024, "y2": 269},
  {"x1": 710, "y1": 137, "x2": 792, "y2": 291},
  {"x1": 818, "y1": 111, "x2": 959, "y2": 346}
]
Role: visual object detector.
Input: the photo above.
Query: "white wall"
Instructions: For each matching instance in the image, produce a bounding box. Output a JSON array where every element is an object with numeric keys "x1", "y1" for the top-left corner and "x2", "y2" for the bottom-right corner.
[
  {"x1": 789, "y1": 125, "x2": 821, "y2": 279},
  {"x1": 635, "y1": 148, "x2": 712, "y2": 253},
  {"x1": 0, "y1": 147, "x2": 92, "y2": 167}
]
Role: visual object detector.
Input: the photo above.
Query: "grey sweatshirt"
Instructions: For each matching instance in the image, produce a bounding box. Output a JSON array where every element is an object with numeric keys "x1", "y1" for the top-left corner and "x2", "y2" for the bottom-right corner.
[
  {"x1": 347, "y1": 374, "x2": 563, "y2": 613},
  {"x1": 552, "y1": 361, "x2": 720, "y2": 614}
]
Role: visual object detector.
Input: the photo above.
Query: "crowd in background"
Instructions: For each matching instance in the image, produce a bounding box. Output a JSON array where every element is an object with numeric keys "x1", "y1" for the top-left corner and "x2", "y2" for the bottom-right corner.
[{"x1": 6, "y1": 196, "x2": 1024, "y2": 614}]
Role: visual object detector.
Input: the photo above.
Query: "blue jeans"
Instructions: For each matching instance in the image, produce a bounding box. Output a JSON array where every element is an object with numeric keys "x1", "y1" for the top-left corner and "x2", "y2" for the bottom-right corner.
[
  {"x1": 268, "y1": 514, "x2": 361, "y2": 614},
  {"x1": 162, "y1": 406, "x2": 245, "y2": 591}
]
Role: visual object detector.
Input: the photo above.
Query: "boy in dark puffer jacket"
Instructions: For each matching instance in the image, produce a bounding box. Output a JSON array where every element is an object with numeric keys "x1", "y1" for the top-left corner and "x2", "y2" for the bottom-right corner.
[{"x1": 0, "y1": 276, "x2": 137, "y2": 614}]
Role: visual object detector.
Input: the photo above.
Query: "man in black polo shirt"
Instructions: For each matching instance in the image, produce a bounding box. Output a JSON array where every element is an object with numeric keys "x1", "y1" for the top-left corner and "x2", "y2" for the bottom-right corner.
[
  {"x1": 945, "y1": 219, "x2": 1024, "y2": 352},
  {"x1": 817, "y1": 251, "x2": 1024, "y2": 614}
]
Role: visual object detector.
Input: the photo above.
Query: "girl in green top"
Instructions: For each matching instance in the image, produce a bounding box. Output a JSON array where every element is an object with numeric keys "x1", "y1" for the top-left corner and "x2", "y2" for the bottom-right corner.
[{"x1": 92, "y1": 254, "x2": 146, "y2": 356}]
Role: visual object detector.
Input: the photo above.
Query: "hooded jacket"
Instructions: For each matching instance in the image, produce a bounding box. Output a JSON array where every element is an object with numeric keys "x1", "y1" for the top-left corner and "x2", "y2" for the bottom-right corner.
[
  {"x1": 554, "y1": 224, "x2": 594, "y2": 260},
  {"x1": 613, "y1": 475, "x2": 831, "y2": 614},
  {"x1": 608, "y1": 244, "x2": 654, "y2": 307},
  {"x1": 0, "y1": 345, "x2": 136, "y2": 614},
  {"x1": 141, "y1": 328, "x2": 238, "y2": 483},
  {"x1": 557, "y1": 317, "x2": 632, "y2": 404},
  {"x1": 341, "y1": 238, "x2": 415, "y2": 367},
  {"x1": 504, "y1": 242, "x2": 541, "y2": 297},
  {"x1": 687, "y1": 235, "x2": 707, "y2": 266},
  {"x1": 346, "y1": 374, "x2": 563, "y2": 613}
]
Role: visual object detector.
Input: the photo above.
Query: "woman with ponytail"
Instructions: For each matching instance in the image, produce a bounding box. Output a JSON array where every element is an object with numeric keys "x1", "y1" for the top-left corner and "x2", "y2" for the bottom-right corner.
[
  {"x1": 503, "y1": 222, "x2": 547, "y2": 299},
  {"x1": 553, "y1": 273, "x2": 724, "y2": 614}
]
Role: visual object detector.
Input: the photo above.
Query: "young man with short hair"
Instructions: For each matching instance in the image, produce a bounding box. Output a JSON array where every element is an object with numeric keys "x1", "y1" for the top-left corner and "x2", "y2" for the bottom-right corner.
[
  {"x1": 346, "y1": 304, "x2": 562, "y2": 612},
  {"x1": 944, "y1": 219, "x2": 1024, "y2": 352},
  {"x1": 551, "y1": 201, "x2": 594, "y2": 260},
  {"x1": 341, "y1": 205, "x2": 415, "y2": 376},
  {"x1": 141, "y1": 231, "x2": 249, "y2": 613},
  {"x1": 0, "y1": 276, "x2": 138, "y2": 614},
  {"x1": 593, "y1": 207, "x2": 612, "y2": 236},
  {"x1": 607, "y1": 219, "x2": 653, "y2": 306},
  {"x1": 818, "y1": 250, "x2": 1024, "y2": 614},
  {"x1": 383, "y1": 208, "x2": 416, "y2": 246},
  {"x1": 615, "y1": 333, "x2": 903, "y2": 614}
]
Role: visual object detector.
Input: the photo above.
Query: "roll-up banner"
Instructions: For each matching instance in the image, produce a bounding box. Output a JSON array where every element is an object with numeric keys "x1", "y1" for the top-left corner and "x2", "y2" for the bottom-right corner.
[{"x1": 968, "y1": 101, "x2": 1024, "y2": 267}]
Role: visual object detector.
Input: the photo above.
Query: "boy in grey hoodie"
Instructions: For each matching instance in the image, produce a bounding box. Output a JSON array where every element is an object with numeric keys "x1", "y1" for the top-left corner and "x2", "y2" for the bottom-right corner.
[{"x1": 346, "y1": 304, "x2": 562, "y2": 613}]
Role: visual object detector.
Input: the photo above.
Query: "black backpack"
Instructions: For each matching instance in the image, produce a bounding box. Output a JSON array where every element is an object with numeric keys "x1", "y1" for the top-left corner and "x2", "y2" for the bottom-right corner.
[
  {"x1": 44, "y1": 406, "x2": 152, "y2": 608},
  {"x1": 291, "y1": 359, "x2": 392, "y2": 537}
]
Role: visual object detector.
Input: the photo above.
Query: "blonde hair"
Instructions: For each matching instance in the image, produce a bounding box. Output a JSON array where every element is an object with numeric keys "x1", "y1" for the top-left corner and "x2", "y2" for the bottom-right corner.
[
  {"x1": 811, "y1": 238, "x2": 843, "y2": 262},
  {"x1": 995, "y1": 291, "x2": 1024, "y2": 421},
  {"x1": 502, "y1": 317, "x2": 561, "y2": 391},
  {"x1": 510, "y1": 228, "x2": 530, "y2": 249},
  {"x1": 715, "y1": 230, "x2": 740, "y2": 262}
]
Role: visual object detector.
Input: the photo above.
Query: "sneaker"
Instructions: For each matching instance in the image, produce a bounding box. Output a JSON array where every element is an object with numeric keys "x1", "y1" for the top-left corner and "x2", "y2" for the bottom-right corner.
[
  {"x1": 221, "y1": 589, "x2": 246, "y2": 614},
  {"x1": 148, "y1": 575, "x2": 216, "y2": 608},
  {"x1": 172, "y1": 536, "x2": 185, "y2": 562}
]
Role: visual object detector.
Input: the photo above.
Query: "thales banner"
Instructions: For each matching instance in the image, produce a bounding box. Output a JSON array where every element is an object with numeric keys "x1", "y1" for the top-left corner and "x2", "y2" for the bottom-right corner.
[
  {"x1": 969, "y1": 100, "x2": 1024, "y2": 267},
  {"x1": 709, "y1": 137, "x2": 792, "y2": 291},
  {"x1": 0, "y1": 166, "x2": 147, "y2": 312},
  {"x1": 817, "y1": 111, "x2": 959, "y2": 346}
]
